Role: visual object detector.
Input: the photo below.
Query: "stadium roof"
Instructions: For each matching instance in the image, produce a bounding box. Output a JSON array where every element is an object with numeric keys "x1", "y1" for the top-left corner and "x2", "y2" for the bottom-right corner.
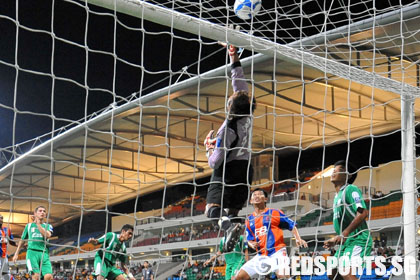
[{"x1": 1, "y1": 3, "x2": 420, "y2": 231}]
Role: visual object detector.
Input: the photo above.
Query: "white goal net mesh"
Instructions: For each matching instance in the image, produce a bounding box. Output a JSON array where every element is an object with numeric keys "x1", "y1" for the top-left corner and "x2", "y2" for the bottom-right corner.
[{"x1": 0, "y1": 0, "x2": 419, "y2": 279}]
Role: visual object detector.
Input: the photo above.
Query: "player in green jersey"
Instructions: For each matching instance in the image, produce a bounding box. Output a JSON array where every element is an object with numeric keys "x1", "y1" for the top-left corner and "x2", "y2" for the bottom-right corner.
[
  {"x1": 13, "y1": 206, "x2": 53, "y2": 280},
  {"x1": 324, "y1": 160, "x2": 372, "y2": 280},
  {"x1": 88, "y1": 224, "x2": 135, "y2": 280},
  {"x1": 204, "y1": 235, "x2": 248, "y2": 280}
]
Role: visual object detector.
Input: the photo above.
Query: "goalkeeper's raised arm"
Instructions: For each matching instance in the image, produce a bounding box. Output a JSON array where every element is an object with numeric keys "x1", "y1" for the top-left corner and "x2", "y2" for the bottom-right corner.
[{"x1": 204, "y1": 44, "x2": 256, "y2": 254}]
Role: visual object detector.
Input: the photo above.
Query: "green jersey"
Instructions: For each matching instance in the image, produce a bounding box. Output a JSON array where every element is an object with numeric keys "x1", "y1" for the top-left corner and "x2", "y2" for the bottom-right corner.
[
  {"x1": 95, "y1": 232, "x2": 127, "y2": 265},
  {"x1": 333, "y1": 184, "x2": 372, "y2": 247},
  {"x1": 21, "y1": 223, "x2": 53, "y2": 251},
  {"x1": 220, "y1": 235, "x2": 247, "y2": 264}
]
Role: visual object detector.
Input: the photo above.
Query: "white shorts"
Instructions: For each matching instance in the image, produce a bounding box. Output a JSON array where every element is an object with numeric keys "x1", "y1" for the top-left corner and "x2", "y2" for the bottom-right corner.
[
  {"x1": 0, "y1": 257, "x2": 9, "y2": 275},
  {"x1": 241, "y1": 247, "x2": 289, "y2": 278}
]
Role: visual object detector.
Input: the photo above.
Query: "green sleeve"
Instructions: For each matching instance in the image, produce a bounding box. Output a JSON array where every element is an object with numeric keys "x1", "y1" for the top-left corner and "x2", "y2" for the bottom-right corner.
[
  {"x1": 45, "y1": 224, "x2": 53, "y2": 235},
  {"x1": 97, "y1": 232, "x2": 113, "y2": 245},
  {"x1": 345, "y1": 185, "x2": 366, "y2": 213},
  {"x1": 21, "y1": 224, "x2": 29, "y2": 240}
]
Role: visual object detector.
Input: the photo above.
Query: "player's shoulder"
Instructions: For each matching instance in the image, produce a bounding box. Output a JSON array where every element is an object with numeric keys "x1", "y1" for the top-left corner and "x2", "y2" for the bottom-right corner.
[
  {"x1": 269, "y1": 208, "x2": 284, "y2": 215},
  {"x1": 108, "y1": 232, "x2": 117, "y2": 238},
  {"x1": 247, "y1": 212, "x2": 256, "y2": 219},
  {"x1": 346, "y1": 184, "x2": 362, "y2": 193}
]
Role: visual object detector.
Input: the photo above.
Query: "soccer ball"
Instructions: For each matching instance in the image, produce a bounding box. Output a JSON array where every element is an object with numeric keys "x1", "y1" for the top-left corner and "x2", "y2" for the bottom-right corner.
[{"x1": 234, "y1": 0, "x2": 262, "y2": 20}]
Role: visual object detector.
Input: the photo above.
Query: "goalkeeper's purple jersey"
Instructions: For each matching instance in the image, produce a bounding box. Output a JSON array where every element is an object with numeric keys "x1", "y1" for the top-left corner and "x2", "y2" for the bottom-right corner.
[{"x1": 208, "y1": 66, "x2": 252, "y2": 169}]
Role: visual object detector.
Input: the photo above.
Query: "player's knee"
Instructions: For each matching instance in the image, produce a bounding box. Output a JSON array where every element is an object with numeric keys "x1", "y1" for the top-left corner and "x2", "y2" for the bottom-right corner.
[
  {"x1": 234, "y1": 270, "x2": 249, "y2": 280},
  {"x1": 44, "y1": 274, "x2": 53, "y2": 280}
]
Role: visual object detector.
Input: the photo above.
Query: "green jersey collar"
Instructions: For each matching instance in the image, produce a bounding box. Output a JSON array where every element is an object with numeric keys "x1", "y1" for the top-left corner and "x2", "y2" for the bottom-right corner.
[{"x1": 339, "y1": 183, "x2": 349, "y2": 191}]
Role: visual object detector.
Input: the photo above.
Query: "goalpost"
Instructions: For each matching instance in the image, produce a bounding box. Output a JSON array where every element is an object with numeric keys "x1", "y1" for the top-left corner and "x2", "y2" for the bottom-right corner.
[{"x1": 0, "y1": 0, "x2": 419, "y2": 279}]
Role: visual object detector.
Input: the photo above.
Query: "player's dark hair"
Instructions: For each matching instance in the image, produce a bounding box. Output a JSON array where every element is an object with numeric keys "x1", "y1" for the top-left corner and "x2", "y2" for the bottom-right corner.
[
  {"x1": 34, "y1": 205, "x2": 46, "y2": 212},
  {"x1": 334, "y1": 160, "x2": 358, "y2": 184},
  {"x1": 251, "y1": 188, "x2": 268, "y2": 198},
  {"x1": 121, "y1": 224, "x2": 134, "y2": 232},
  {"x1": 228, "y1": 91, "x2": 256, "y2": 117}
]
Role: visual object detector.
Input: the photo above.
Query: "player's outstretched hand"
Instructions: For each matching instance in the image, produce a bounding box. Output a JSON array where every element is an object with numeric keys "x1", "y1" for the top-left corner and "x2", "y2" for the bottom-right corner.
[
  {"x1": 204, "y1": 130, "x2": 216, "y2": 151},
  {"x1": 227, "y1": 45, "x2": 237, "y2": 57},
  {"x1": 323, "y1": 235, "x2": 342, "y2": 249},
  {"x1": 218, "y1": 42, "x2": 239, "y2": 63},
  {"x1": 12, "y1": 253, "x2": 18, "y2": 263},
  {"x1": 88, "y1": 238, "x2": 97, "y2": 245},
  {"x1": 248, "y1": 240, "x2": 258, "y2": 250},
  {"x1": 296, "y1": 238, "x2": 308, "y2": 248}
]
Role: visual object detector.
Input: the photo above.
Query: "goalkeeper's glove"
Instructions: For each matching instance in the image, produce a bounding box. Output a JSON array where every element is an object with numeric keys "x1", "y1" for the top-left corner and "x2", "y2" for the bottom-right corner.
[{"x1": 204, "y1": 130, "x2": 216, "y2": 158}]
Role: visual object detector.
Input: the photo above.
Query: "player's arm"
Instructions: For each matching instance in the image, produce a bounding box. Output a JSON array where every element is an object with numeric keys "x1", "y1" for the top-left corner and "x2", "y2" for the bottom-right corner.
[
  {"x1": 13, "y1": 224, "x2": 28, "y2": 262},
  {"x1": 121, "y1": 262, "x2": 135, "y2": 280},
  {"x1": 244, "y1": 246, "x2": 249, "y2": 262},
  {"x1": 36, "y1": 223, "x2": 52, "y2": 239},
  {"x1": 205, "y1": 237, "x2": 223, "y2": 266},
  {"x1": 207, "y1": 127, "x2": 236, "y2": 169},
  {"x1": 342, "y1": 186, "x2": 369, "y2": 239},
  {"x1": 278, "y1": 210, "x2": 308, "y2": 248},
  {"x1": 12, "y1": 239, "x2": 24, "y2": 262},
  {"x1": 291, "y1": 226, "x2": 308, "y2": 248},
  {"x1": 228, "y1": 46, "x2": 248, "y2": 94},
  {"x1": 88, "y1": 232, "x2": 110, "y2": 245},
  {"x1": 226, "y1": 44, "x2": 249, "y2": 101},
  {"x1": 245, "y1": 220, "x2": 258, "y2": 250},
  {"x1": 8, "y1": 230, "x2": 17, "y2": 247},
  {"x1": 324, "y1": 187, "x2": 368, "y2": 248},
  {"x1": 204, "y1": 250, "x2": 222, "y2": 267},
  {"x1": 341, "y1": 209, "x2": 369, "y2": 241}
]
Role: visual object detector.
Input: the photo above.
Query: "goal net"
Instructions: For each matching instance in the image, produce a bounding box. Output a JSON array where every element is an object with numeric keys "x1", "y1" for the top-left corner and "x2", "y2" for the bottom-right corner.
[{"x1": 0, "y1": 0, "x2": 419, "y2": 279}]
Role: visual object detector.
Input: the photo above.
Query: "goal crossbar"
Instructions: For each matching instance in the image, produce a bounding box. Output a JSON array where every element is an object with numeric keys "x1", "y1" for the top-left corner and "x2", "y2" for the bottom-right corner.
[{"x1": 87, "y1": 0, "x2": 420, "y2": 97}]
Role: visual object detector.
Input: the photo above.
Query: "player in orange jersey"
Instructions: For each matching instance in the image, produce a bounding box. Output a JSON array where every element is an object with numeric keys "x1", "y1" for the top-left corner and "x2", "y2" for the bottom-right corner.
[
  {"x1": 0, "y1": 215, "x2": 16, "y2": 280},
  {"x1": 235, "y1": 188, "x2": 307, "y2": 279}
]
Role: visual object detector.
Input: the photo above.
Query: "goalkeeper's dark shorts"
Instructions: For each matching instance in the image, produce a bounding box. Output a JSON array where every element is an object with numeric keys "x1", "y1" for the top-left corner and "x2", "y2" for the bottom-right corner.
[{"x1": 206, "y1": 160, "x2": 253, "y2": 210}]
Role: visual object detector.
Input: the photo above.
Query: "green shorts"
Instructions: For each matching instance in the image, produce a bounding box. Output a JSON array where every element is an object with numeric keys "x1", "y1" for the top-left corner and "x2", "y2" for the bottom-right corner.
[
  {"x1": 93, "y1": 256, "x2": 123, "y2": 280},
  {"x1": 334, "y1": 244, "x2": 372, "y2": 268},
  {"x1": 26, "y1": 249, "x2": 52, "y2": 277},
  {"x1": 225, "y1": 261, "x2": 245, "y2": 280}
]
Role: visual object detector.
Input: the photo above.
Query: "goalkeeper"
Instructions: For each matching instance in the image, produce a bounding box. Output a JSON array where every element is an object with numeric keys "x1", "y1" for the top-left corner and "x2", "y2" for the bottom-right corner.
[
  {"x1": 89, "y1": 224, "x2": 135, "y2": 280},
  {"x1": 204, "y1": 44, "x2": 256, "y2": 252}
]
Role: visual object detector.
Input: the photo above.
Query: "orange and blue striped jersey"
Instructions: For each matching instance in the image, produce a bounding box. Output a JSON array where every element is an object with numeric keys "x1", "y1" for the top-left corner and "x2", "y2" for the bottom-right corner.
[
  {"x1": 245, "y1": 208, "x2": 295, "y2": 256},
  {"x1": 0, "y1": 227, "x2": 13, "y2": 258}
]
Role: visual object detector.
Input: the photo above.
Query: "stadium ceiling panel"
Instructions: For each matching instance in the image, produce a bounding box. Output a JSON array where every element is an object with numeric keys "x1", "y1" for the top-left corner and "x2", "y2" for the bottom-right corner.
[{"x1": 1, "y1": 9, "x2": 419, "y2": 230}]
